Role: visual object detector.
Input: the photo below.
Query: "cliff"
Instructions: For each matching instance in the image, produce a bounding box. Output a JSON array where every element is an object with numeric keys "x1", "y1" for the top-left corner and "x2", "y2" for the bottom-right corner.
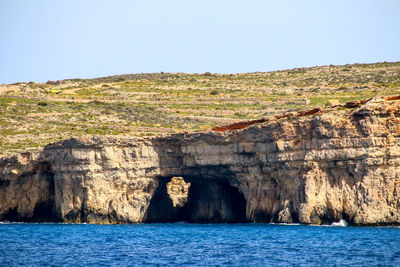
[{"x1": 1, "y1": 97, "x2": 399, "y2": 225}]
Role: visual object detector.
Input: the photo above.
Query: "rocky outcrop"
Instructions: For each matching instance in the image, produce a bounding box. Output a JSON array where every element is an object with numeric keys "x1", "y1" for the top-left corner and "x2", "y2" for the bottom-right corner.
[{"x1": 1, "y1": 97, "x2": 400, "y2": 225}]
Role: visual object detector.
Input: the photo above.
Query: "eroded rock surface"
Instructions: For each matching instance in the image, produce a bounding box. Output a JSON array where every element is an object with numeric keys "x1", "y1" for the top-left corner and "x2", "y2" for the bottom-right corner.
[{"x1": 1, "y1": 98, "x2": 400, "y2": 225}]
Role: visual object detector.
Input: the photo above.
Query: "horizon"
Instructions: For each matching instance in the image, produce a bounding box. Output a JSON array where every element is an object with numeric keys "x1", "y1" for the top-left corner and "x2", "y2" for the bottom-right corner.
[
  {"x1": 1, "y1": 0, "x2": 400, "y2": 84},
  {"x1": 3, "y1": 60, "x2": 399, "y2": 85}
]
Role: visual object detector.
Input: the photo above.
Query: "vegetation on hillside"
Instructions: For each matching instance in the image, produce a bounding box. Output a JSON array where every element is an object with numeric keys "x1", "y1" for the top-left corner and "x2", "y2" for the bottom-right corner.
[{"x1": 1, "y1": 61, "x2": 399, "y2": 156}]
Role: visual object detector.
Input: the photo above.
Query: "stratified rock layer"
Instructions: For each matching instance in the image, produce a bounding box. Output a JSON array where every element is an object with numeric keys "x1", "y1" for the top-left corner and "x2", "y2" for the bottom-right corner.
[{"x1": 1, "y1": 98, "x2": 400, "y2": 225}]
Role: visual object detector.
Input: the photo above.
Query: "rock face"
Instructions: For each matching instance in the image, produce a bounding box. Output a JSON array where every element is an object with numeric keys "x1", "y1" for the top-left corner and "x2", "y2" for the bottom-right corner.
[{"x1": 1, "y1": 98, "x2": 400, "y2": 225}]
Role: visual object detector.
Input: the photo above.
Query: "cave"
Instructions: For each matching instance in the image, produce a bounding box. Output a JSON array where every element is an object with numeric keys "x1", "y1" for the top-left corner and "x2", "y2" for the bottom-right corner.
[
  {"x1": 143, "y1": 177, "x2": 187, "y2": 222},
  {"x1": 144, "y1": 177, "x2": 247, "y2": 223},
  {"x1": 30, "y1": 162, "x2": 58, "y2": 222},
  {"x1": 0, "y1": 162, "x2": 58, "y2": 222}
]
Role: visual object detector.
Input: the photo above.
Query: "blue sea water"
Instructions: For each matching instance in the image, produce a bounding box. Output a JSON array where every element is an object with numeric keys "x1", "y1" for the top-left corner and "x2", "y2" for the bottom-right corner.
[{"x1": 1, "y1": 223, "x2": 399, "y2": 267}]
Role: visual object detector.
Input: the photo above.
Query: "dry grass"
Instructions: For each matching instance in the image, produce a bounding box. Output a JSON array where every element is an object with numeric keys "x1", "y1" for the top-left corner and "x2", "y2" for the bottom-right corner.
[{"x1": 1, "y1": 61, "x2": 399, "y2": 156}]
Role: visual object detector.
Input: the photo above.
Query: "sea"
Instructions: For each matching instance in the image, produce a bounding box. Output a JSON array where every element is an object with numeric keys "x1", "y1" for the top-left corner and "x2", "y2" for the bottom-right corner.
[{"x1": 1, "y1": 222, "x2": 399, "y2": 266}]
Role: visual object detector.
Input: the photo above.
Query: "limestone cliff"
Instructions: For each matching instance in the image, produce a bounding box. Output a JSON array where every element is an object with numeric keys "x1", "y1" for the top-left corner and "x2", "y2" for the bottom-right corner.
[{"x1": 1, "y1": 97, "x2": 400, "y2": 225}]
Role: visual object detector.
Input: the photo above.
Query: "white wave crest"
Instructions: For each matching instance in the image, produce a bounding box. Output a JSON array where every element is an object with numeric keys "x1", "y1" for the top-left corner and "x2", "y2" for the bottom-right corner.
[{"x1": 331, "y1": 219, "x2": 348, "y2": 227}]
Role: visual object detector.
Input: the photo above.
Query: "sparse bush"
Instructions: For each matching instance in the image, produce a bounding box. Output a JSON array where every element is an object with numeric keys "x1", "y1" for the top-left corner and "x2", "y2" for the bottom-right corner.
[
  {"x1": 210, "y1": 90, "x2": 218, "y2": 95},
  {"x1": 203, "y1": 72, "x2": 212, "y2": 76}
]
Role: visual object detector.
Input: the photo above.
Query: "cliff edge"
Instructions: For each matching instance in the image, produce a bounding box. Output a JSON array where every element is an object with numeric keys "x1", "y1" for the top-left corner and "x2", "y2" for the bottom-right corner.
[{"x1": 1, "y1": 97, "x2": 399, "y2": 225}]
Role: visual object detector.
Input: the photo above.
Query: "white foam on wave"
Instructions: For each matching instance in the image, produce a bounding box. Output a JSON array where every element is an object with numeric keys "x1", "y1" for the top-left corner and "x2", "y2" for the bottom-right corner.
[
  {"x1": 331, "y1": 219, "x2": 348, "y2": 227},
  {"x1": 0, "y1": 221, "x2": 25, "y2": 224},
  {"x1": 268, "y1": 222, "x2": 302, "y2": 226}
]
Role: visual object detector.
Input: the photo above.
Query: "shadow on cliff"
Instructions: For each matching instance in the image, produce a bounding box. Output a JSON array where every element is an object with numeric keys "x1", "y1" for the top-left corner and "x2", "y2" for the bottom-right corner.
[
  {"x1": 144, "y1": 177, "x2": 247, "y2": 223},
  {"x1": 144, "y1": 138, "x2": 247, "y2": 223}
]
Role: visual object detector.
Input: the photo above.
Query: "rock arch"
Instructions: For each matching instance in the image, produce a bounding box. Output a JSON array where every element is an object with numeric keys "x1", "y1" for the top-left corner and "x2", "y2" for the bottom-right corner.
[{"x1": 144, "y1": 176, "x2": 247, "y2": 223}]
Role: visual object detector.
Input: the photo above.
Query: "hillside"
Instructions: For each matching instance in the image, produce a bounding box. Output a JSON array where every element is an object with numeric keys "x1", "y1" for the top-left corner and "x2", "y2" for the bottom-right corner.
[{"x1": 1, "y1": 61, "x2": 400, "y2": 156}]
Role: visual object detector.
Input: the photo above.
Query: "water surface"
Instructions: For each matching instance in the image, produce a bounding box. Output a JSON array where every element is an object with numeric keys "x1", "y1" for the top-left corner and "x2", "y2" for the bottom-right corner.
[{"x1": 1, "y1": 223, "x2": 399, "y2": 266}]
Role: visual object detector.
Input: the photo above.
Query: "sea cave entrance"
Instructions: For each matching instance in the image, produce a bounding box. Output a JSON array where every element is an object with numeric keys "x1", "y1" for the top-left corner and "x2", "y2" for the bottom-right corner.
[{"x1": 144, "y1": 177, "x2": 247, "y2": 223}]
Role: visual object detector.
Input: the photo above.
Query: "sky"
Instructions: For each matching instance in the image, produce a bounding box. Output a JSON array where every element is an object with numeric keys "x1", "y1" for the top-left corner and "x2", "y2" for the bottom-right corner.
[{"x1": 0, "y1": 0, "x2": 399, "y2": 84}]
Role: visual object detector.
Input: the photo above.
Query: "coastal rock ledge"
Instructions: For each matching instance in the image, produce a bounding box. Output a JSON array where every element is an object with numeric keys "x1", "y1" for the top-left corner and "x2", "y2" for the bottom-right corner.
[{"x1": 1, "y1": 97, "x2": 400, "y2": 225}]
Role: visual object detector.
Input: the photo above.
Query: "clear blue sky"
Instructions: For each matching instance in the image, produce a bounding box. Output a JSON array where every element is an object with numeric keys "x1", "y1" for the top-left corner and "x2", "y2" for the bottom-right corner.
[{"x1": 0, "y1": 0, "x2": 399, "y2": 84}]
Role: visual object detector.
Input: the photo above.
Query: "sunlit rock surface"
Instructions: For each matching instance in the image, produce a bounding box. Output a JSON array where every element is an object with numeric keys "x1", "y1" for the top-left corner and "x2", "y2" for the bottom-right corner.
[{"x1": 1, "y1": 97, "x2": 399, "y2": 225}]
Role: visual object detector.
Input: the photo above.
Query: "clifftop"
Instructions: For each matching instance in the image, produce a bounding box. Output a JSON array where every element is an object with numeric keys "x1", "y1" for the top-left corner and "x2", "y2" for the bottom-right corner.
[{"x1": 1, "y1": 61, "x2": 399, "y2": 156}]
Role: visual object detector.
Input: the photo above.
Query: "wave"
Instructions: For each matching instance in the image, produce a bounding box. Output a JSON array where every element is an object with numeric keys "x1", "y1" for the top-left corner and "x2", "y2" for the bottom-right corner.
[
  {"x1": 0, "y1": 221, "x2": 25, "y2": 224},
  {"x1": 268, "y1": 222, "x2": 302, "y2": 226},
  {"x1": 307, "y1": 219, "x2": 349, "y2": 227},
  {"x1": 330, "y1": 219, "x2": 348, "y2": 227}
]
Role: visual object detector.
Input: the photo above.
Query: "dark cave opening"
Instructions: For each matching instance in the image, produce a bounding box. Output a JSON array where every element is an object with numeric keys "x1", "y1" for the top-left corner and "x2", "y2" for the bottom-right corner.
[
  {"x1": 30, "y1": 162, "x2": 58, "y2": 222},
  {"x1": 311, "y1": 209, "x2": 354, "y2": 226},
  {"x1": 186, "y1": 181, "x2": 247, "y2": 223},
  {"x1": 1, "y1": 162, "x2": 59, "y2": 222},
  {"x1": 2, "y1": 208, "x2": 19, "y2": 222},
  {"x1": 144, "y1": 177, "x2": 247, "y2": 223},
  {"x1": 144, "y1": 178, "x2": 187, "y2": 222}
]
